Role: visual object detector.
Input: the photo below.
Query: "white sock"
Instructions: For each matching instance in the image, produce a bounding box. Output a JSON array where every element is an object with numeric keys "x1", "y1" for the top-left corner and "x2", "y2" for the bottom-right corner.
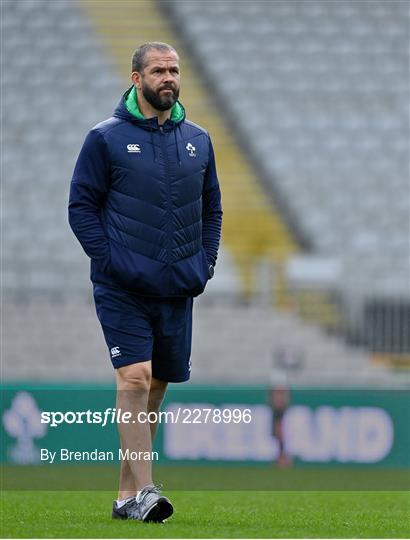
[{"x1": 116, "y1": 496, "x2": 134, "y2": 508}]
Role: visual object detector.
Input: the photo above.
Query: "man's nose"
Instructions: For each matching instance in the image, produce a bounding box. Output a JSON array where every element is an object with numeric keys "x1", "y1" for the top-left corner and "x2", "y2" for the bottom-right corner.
[{"x1": 163, "y1": 71, "x2": 176, "y2": 83}]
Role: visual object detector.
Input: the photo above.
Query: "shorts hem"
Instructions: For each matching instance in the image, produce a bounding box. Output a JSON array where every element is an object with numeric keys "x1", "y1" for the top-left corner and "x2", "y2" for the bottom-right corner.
[
  {"x1": 153, "y1": 373, "x2": 191, "y2": 383},
  {"x1": 113, "y1": 357, "x2": 151, "y2": 369},
  {"x1": 113, "y1": 359, "x2": 190, "y2": 383}
]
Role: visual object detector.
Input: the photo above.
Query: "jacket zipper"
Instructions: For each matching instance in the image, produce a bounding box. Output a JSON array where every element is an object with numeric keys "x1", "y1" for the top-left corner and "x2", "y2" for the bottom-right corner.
[{"x1": 160, "y1": 126, "x2": 173, "y2": 293}]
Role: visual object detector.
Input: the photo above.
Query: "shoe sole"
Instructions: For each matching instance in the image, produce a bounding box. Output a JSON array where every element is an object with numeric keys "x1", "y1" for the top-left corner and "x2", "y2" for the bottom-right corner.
[
  {"x1": 142, "y1": 497, "x2": 173, "y2": 523},
  {"x1": 112, "y1": 509, "x2": 129, "y2": 520}
]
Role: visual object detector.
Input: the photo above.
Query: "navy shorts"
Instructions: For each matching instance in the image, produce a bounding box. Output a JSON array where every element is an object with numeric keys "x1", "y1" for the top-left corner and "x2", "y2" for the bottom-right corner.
[{"x1": 93, "y1": 284, "x2": 193, "y2": 382}]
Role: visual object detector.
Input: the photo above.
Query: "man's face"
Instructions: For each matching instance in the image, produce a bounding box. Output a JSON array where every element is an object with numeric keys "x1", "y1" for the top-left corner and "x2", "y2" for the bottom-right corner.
[{"x1": 137, "y1": 49, "x2": 180, "y2": 112}]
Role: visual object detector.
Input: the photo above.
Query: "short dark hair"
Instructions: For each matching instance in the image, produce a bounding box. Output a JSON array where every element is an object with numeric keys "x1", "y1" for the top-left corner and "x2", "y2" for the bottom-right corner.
[{"x1": 131, "y1": 42, "x2": 178, "y2": 73}]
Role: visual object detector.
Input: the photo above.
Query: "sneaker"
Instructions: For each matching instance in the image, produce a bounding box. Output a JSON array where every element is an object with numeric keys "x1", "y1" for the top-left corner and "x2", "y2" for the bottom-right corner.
[
  {"x1": 112, "y1": 497, "x2": 140, "y2": 520},
  {"x1": 136, "y1": 484, "x2": 173, "y2": 522}
]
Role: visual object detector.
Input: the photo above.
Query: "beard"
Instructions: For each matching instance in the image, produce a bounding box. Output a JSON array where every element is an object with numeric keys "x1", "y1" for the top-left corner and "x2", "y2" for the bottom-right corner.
[{"x1": 141, "y1": 81, "x2": 180, "y2": 112}]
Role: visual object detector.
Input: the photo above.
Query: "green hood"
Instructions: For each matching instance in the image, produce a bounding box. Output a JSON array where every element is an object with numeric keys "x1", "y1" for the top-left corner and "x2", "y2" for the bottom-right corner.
[{"x1": 124, "y1": 86, "x2": 185, "y2": 123}]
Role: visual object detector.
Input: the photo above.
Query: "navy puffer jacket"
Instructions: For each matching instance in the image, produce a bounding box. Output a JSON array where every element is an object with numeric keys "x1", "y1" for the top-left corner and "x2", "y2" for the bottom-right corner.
[{"x1": 69, "y1": 87, "x2": 222, "y2": 297}]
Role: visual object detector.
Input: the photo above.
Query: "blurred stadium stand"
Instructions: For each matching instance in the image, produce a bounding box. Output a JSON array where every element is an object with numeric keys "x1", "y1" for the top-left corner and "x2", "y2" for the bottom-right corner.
[
  {"x1": 1, "y1": 0, "x2": 408, "y2": 385},
  {"x1": 165, "y1": 0, "x2": 409, "y2": 361},
  {"x1": 2, "y1": 0, "x2": 123, "y2": 293}
]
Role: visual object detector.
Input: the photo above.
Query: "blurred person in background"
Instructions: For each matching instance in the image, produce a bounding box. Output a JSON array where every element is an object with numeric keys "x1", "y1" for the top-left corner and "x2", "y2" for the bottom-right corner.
[{"x1": 68, "y1": 42, "x2": 222, "y2": 522}]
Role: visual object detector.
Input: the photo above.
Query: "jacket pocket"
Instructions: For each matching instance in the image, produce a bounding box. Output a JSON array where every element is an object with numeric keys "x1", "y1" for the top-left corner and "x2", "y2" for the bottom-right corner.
[
  {"x1": 172, "y1": 248, "x2": 209, "y2": 297},
  {"x1": 109, "y1": 242, "x2": 131, "y2": 286},
  {"x1": 109, "y1": 241, "x2": 169, "y2": 296}
]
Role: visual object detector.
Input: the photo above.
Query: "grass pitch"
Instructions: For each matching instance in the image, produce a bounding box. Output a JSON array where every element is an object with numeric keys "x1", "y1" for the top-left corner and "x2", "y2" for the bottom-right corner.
[{"x1": 1, "y1": 490, "x2": 409, "y2": 538}]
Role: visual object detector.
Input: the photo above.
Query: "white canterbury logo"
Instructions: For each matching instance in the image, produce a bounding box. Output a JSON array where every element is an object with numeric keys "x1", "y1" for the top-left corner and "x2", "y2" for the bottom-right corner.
[
  {"x1": 127, "y1": 144, "x2": 141, "y2": 153},
  {"x1": 111, "y1": 346, "x2": 121, "y2": 358}
]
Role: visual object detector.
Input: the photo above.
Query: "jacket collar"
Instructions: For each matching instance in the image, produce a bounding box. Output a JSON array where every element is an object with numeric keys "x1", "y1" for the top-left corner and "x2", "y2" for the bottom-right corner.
[{"x1": 113, "y1": 86, "x2": 185, "y2": 131}]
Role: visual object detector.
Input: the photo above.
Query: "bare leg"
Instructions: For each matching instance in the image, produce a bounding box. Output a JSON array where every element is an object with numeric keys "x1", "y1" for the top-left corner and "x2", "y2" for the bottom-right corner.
[
  {"x1": 147, "y1": 377, "x2": 168, "y2": 441},
  {"x1": 116, "y1": 361, "x2": 152, "y2": 500}
]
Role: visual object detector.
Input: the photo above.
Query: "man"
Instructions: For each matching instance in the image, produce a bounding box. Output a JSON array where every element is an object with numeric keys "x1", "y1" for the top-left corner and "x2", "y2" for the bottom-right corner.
[{"x1": 68, "y1": 42, "x2": 222, "y2": 522}]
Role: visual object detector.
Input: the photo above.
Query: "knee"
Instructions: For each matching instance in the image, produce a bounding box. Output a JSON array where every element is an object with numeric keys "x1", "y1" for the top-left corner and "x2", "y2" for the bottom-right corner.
[{"x1": 116, "y1": 361, "x2": 151, "y2": 392}]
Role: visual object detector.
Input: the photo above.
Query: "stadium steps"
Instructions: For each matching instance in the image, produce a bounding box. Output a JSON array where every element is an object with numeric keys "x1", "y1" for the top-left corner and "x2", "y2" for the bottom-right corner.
[
  {"x1": 287, "y1": 290, "x2": 344, "y2": 332},
  {"x1": 370, "y1": 353, "x2": 410, "y2": 371},
  {"x1": 80, "y1": 0, "x2": 299, "y2": 301}
]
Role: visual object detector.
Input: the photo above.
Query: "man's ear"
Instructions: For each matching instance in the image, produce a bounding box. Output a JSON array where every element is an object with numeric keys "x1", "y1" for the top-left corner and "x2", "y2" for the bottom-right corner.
[{"x1": 131, "y1": 71, "x2": 142, "y2": 89}]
